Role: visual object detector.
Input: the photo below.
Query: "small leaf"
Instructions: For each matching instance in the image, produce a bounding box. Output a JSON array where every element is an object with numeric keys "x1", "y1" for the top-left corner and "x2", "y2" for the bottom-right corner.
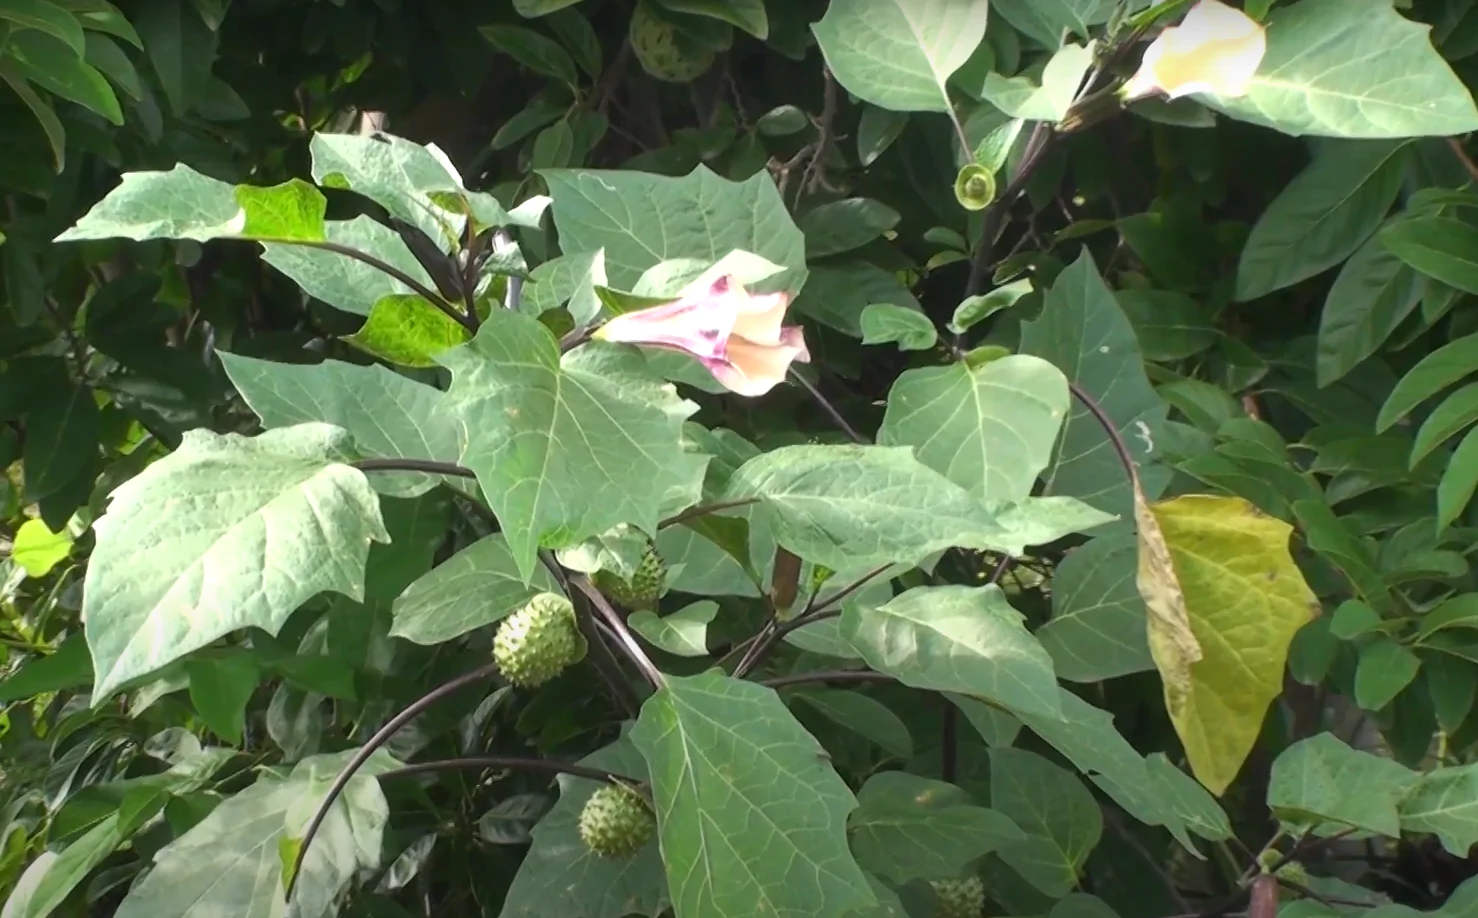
[
  {"x1": 481, "y1": 24, "x2": 579, "y2": 87},
  {"x1": 990, "y1": 748, "x2": 1102, "y2": 897},
  {"x1": 811, "y1": 0, "x2": 987, "y2": 113},
  {"x1": 631, "y1": 671, "x2": 876, "y2": 918},
  {"x1": 1437, "y1": 427, "x2": 1478, "y2": 529},
  {"x1": 842, "y1": 584, "x2": 1063, "y2": 722},
  {"x1": 344, "y1": 294, "x2": 471, "y2": 368},
  {"x1": 949, "y1": 279, "x2": 1031, "y2": 335},
  {"x1": 790, "y1": 689, "x2": 914, "y2": 759},
  {"x1": 1355, "y1": 639, "x2": 1422, "y2": 711},
  {"x1": 185, "y1": 654, "x2": 260, "y2": 745},
  {"x1": 1376, "y1": 332, "x2": 1478, "y2": 432},
  {"x1": 1316, "y1": 221, "x2": 1424, "y2": 387},
  {"x1": 12, "y1": 518, "x2": 73, "y2": 578},
  {"x1": 980, "y1": 43, "x2": 1093, "y2": 122},
  {"x1": 798, "y1": 198, "x2": 901, "y2": 258},
  {"x1": 1037, "y1": 533, "x2": 1154, "y2": 682},
  {"x1": 1400, "y1": 764, "x2": 1478, "y2": 855},
  {"x1": 1381, "y1": 216, "x2": 1478, "y2": 295},
  {"x1": 628, "y1": 601, "x2": 718, "y2": 657},
  {"x1": 860, "y1": 303, "x2": 938, "y2": 351},
  {"x1": 391, "y1": 535, "x2": 561, "y2": 645},
  {"x1": 1411, "y1": 383, "x2": 1478, "y2": 467},
  {"x1": 848, "y1": 771, "x2": 1025, "y2": 885}
]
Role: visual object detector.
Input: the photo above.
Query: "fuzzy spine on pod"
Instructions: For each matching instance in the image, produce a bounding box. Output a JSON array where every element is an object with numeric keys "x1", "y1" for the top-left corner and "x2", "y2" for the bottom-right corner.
[
  {"x1": 628, "y1": 1, "x2": 715, "y2": 83},
  {"x1": 593, "y1": 538, "x2": 668, "y2": 610},
  {"x1": 492, "y1": 592, "x2": 586, "y2": 688},
  {"x1": 577, "y1": 783, "x2": 657, "y2": 859},
  {"x1": 930, "y1": 875, "x2": 985, "y2": 918}
]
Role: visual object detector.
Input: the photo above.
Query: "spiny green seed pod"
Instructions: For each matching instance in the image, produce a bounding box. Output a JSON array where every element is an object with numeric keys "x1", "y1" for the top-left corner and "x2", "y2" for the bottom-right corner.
[
  {"x1": 578, "y1": 784, "x2": 657, "y2": 859},
  {"x1": 954, "y1": 163, "x2": 997, "y2": 212},
  {"x1": 594, "y1": 540, "x2": 668, "y2": 609},
  {"x1": 492, "y1": 593, "x2": 585, "y2": 688},
  {"x1": 629, "y1": 1, "x2": 714, "y2": 83},
  {"x1": 931, "y1": 875, "x2": 985, "y2": 918}
]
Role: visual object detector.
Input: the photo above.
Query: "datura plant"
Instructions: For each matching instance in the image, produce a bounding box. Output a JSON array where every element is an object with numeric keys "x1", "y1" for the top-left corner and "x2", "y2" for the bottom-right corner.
[{"x1": 5, "y1": 1, "x2": 1478, "y2": 918}]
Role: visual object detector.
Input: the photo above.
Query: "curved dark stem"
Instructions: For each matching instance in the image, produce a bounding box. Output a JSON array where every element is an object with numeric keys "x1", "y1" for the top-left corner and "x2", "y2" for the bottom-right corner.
[
  {"x1": 761, "y1": 670, "x2": 894, "y2": 690},
  {"x1": 352, "y1": 458, "x2": 477, "y2": 478},
  {"x1": 539, "y1": 552, "x2": 640, "y2": 717},
  {"x1": 732, "y1": 564, "x2": 890, "y2": 680},
  {"x1": 285, "y1": 663, "x2": 499, "y2": 901},
  {"x1": 962, "y1": 125, "x2": 1057, "y2": 303},
  {"x1": 789, "y1": 368, "x2": 866, "y2": 444},
  {"x1": 1068, "y1": 379, "x2": 1139, "y2": 485},
  {"x1": 571, "y1": 575, "x2": 666, "y2": 689},
  {"x1": 987, "y1": 554, "x2": 1013, "y2": 585},
  {"x1": 560, "y1": 327, "x2": 594, "y2": 353},
  {"x1": 293, "y1": 240, "x2": 474, "y2": 333},
  {"x1": 658, "y1": 498, "x2": 758, "y2": 530},
  {"x1": 380, "y1": 756, "x2": 631, "y2": 785}
]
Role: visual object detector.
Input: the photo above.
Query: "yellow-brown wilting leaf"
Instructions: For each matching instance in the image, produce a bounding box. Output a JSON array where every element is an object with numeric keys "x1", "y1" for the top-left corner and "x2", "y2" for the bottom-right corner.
[
  {"x1": 1139, "y1": 494, "x2": 1319, "y2": 795},
  {"x1": 1135, "y1": 481, "x2": 1202, "y2": 721}
]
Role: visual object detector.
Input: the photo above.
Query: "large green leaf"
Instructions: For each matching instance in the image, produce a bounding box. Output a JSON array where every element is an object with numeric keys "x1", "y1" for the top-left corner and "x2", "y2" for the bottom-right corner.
[
  {"x1": 988, "y1": 0, "x2": 1116, "y2": 48},
  {"x1": 848, "y1": 771, "x2": 1024, "y2": 885},
  {"x1": 1376, "y1": 332, "x2": 1478, "y2": 431},
  {"x1": 436, "y1": 310, "x2": 704, "y2": 580},
  {"x1": 879, "y1": 355, "x2": 1070, "y2": 503},
  {"x1": 1035, "y1": 533, "x2": 1155, "y2": 682},
  {"x1": 1315, "y1": 217, "x2": 1424, "y2": 387},
  {"x1": 1235, "y1": 140, "x2": 1410, "y2": 301},
  {"x1": 842, "y1": 584, "x2": 1063, "y2": 721},
  {"x1": 82, "y1": 424, "x2": 389, "y2": 699},
  {"x1": 1204, "y1": 0, "x2": 1478, "y2": 139},
  {"x1": 260, "y1": 217, "x2": 433, "y2": 317},
  {"x1": 542, "y1": 165, "x2": 805, "y2": 288},
  {"x1": 1013, "y1": 688, "x2": 1230, "y2": 853},
  {"x1": 1020, "y1": 252, "x2": 1169, "y2": 519},
  {"x1": 722, "y1": 444, "x2": 1113, "y2": 572},
  {"x1": 113, "y1": 750, "x2": 397, "y2": 918},
  {"x1": 630, "y1": 671, "x2": 876, "y2": 918},
  {"x1": 989, "y1": 748, "x2": 1102, "y2": 898},
  {"x1": 1268, "y1": 734, "x2": 1418, "y2": 836},
  {"x1": 6, "y1": 29, "x2": 121, "y2": 124},
  {"x1": 219, "y1": 353, "x2": 462, "y2": 499},
  {"x1": 390, "y1": 534, "x2": 562, "y2": 644},
  {"x1": 1381, "y1": 216, "x2": 1478, "y2": 296},
  {"x1": 500, "y1": 738, "x2": 668, "y2": 918},
  {"x1": 1400, "y1": 764, "x2": 1478, "y2": 855},
  {"x1": 56, "y1": 166, "x2": 326, "y2": 242},
  {"x1": 0, "y1": 0, "x2": 86, "y2": 54},
  {"x1": 810, "y1": 0, "x2": 987, "y2": 113}
]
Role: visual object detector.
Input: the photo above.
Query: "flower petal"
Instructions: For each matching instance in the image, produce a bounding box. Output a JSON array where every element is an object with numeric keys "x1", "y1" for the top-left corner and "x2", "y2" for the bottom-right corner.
[
  {"x1": 1123, "y1": 0, "x2": 1266, "y2": 101},
  {"x1": 706, "y1": 327, "x2": 810, "y2": 397}
]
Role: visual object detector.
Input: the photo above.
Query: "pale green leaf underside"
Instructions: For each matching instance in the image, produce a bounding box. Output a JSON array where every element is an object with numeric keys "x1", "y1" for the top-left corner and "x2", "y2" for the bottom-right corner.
[
  {"x1": 83, "y1": 424, "x2": 388, "y2": 699},
  {"x1": 811, "y1": 0, "x2": 987, "y2": 113}
]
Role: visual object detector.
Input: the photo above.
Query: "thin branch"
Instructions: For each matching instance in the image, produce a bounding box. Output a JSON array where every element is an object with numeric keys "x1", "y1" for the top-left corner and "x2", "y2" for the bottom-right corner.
[
  {"x1": 380, "y1": 755, "x2": 631, "y2": 786},
  {"x1": 805, "y1": 564, "x2": 891, "y2": 616},
  {"x1": 1068, "y1": 380, "x2": 1139, "y2": 486},
  {"x1": 286, "y1": 663, "x2": 499, "y2": 900},
  {"x1": 962, "y1": 123, "x2": 1056, "y2": 302},
  {"x1": 803, "y1": 65, "x2": 842, "y2": 194},
  {"x1": 761, "y1": 670, "x2": 894, "y2": 690},
  {"x1": 353, "y1": 458, "x2": 477, "y2": 478},
  {"x1": 293, "y1": 240, "x2": 475, "y2": 333},
  {"x1": 1449, "y1": 137, "x2": 1478, "y2": 183},
  {"x1": 733, "y1": 564, "x2": 891, "y2": 679},
  {"x1": 658, "y1": 498, "x2": 758, "y2": 530},
  {"x1": 789, "y1": 368, "x2": 866, "y2": 444},
  {"x1": 539, "y1": 552, "x2": 640, "y2": 717},
  {"x1": 571, "y1": 575, "x2": 667, "y2": 689}
]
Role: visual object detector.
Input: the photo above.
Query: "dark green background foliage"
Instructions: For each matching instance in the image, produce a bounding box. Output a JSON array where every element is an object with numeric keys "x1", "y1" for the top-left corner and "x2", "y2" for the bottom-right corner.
[{"x1": 7, "y1": 1, "x2": 1478, "y2": 917}]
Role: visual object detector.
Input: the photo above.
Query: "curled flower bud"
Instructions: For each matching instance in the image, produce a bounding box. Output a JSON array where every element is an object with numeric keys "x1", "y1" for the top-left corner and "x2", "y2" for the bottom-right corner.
[
  {"x1": 1122, "y1": 0, "x2": 1266, "y2": 102},
  {"x1": 593, "y1": 274, "x2": 810, "y2": 397}
]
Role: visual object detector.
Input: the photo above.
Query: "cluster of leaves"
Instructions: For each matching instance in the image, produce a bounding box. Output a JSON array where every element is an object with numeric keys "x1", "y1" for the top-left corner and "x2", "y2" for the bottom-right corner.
[{"x1": 10, "y1": 1, "x2": 1478, "y2": 917}]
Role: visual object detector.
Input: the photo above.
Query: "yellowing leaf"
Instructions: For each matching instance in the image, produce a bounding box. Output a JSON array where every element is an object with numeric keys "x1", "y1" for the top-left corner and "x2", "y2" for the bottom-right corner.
[
  {"x1": 1135, "y1": 484, "x2": 1202, "y2": 713},
  {"x1": 1139, "y1": 494, "x2": 1318, "y2": 795}
]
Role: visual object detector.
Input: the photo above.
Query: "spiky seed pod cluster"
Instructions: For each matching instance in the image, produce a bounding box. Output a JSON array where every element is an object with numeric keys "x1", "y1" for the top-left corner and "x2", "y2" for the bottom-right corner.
[
  {"x1": 577, "y1": 784, "x2": 656, "y2": 859},
  {"x1": 931, "y1": 875, "x2": 985, "y2": 918},
  {"x1": 593, "y1": 540, "x2": 668, "y2": 610},
  {"x1": 628, "y1": 1, "x2": 714, "y2": 83},
  {"x1": 492, "y1": 593, "x2": 585, "y2": 688}
]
